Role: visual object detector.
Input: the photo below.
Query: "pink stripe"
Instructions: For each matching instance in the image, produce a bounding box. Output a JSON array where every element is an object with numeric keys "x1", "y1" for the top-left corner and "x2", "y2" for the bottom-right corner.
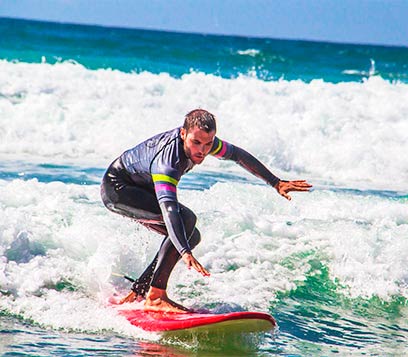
[
  {"x1": 214, "y1": 142, "x2": 227, "y2": 158},
  {"x1": 155, "y1": 183, "x2": 177, "y2": 193}
]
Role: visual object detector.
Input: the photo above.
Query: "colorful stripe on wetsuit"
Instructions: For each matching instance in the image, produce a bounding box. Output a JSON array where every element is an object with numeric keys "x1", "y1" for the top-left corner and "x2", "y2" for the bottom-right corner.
[
  {"x1": 152, "y1": 173, "x2": 178, "y2": 198},
  {"x1": 210, "y1": 138, "x2": 228, "y2": 158}
]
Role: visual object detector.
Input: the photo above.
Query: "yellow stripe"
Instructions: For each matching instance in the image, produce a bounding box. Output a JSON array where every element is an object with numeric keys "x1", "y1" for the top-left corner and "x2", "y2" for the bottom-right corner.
[
  {"x1": 152, "y1": 174, "x2": 178, "y2": 185},
  {"x1": 210, "y1": 139, "x2": 222, "y2": 155}
]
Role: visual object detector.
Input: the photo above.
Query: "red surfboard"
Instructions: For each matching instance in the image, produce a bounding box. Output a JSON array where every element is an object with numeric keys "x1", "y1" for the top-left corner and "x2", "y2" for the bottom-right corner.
[{"x1": 113, "y1": 302, "x2": 276, "y2": 334}]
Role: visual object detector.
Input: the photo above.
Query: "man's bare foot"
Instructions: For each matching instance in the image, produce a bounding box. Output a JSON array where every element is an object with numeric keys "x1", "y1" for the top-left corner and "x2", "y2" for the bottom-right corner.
[
  {"x1": 144, "y1": 287, "x2": 189, "y2": 313},
  {"x1": 119, "y1": 291, "x2": 143, "y2": 304}
]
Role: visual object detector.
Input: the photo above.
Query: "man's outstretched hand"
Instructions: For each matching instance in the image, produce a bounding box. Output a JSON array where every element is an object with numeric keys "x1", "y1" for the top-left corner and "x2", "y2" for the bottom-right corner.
[
  {"x1": 275, "y1": 180, "x2": 313, "y2": 200},
  {"x1": 182, "y1": 252, "x2": 211, "y2": 277}
]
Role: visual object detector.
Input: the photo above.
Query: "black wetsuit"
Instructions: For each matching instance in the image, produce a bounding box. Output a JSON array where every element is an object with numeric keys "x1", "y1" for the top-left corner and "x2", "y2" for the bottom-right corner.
[{"x1": 101, "y1": 127, "x2": 280, "y2": 296}]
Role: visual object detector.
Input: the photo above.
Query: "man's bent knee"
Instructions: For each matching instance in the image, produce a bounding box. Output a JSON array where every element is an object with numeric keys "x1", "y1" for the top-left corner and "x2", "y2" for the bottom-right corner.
[
  {"x1": 188, "y1": 228, "x2": 201, "y2": 250},
  {"x1": 179, "y1": 206, "x2": 197, "y2": 235}
]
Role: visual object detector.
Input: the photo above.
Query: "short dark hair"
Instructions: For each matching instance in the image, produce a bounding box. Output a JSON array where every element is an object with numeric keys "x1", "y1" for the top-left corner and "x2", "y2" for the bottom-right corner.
[{"x1": 183, "y1": 109, "x2": 217, "y2": 133}]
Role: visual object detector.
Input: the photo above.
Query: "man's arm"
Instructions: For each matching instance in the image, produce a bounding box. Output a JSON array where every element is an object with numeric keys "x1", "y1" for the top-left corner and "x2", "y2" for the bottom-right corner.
[
  {"x1": 159, "y1": 201, "x2": 191, "y2": 255},
  {"x1": 230, "y1": 146, "x2": 280, "y2": 187},
  {"x1": 152, "y1": 168, "x2": 209, "y2": 276},
  {"x1": 151, "y1": 171, "x2": 192, "y2": 255},
  {"x1": 230, "y1": 145, "x2": 312, "y2": 200}
]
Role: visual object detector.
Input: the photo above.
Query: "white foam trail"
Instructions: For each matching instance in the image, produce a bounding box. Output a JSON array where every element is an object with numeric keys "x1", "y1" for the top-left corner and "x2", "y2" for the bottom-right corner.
[{"x1": 1, "y1": 60, "x2": 408, "y2": 190}]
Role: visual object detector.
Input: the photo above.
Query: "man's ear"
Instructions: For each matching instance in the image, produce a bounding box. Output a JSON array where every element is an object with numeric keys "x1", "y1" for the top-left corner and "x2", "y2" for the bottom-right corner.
[{"x1": 180, "y1": 127, "x2": 186, "y2": 140}]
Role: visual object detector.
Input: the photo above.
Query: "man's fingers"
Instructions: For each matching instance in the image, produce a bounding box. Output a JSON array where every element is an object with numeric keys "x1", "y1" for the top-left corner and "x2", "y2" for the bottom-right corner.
[
  {"x1": 291, "y1": 186, "x2": 312, "y2": 192},
  {"x1": 281, "y1": 180, "x2": 313, "y2": 193},
  {"x1": 281, "y1": 192, "x2": 291, "y2": 200},
  {"x1": 291, "y1": 180, "x2": 312, "y2": 185},
  {"x1": 284, "y1": 180, "x2": 312, "y2": 187},
  {"x1": 290, "y1": 182, "x2": 312, "y2": 187},
  {"x1": 192, "y1": 261, "x2": 210, "y2": 277},
  {"x1": 278, "y1": 180, "x2": 313, "y2": 199},
  {"x1": 183, "y1": 253, "x2": 210, "y2": 277},
  {"x1": 195, "y1": 263, "x2": 210, "y2": 277}
]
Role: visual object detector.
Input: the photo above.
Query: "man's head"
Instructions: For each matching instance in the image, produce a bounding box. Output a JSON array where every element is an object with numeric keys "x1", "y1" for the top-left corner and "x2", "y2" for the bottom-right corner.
[
  {"x1": 183, "y1": 109, "x2": 217, "y2": 133},
  {"x1": 181, "y1": 109, "x2": 217, "y2": 165}
]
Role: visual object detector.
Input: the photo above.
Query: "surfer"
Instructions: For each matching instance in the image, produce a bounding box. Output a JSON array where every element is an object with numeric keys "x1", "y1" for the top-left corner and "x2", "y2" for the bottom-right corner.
[{"x1": 101, "y1": 109, "x2": 312, "y2": 313}]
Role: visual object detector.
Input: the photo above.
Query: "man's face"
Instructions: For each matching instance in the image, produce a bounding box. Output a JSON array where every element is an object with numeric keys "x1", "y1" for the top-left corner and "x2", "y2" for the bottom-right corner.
[{"x1": 181, "y1": 126, "x2": 216, "y2": 165}]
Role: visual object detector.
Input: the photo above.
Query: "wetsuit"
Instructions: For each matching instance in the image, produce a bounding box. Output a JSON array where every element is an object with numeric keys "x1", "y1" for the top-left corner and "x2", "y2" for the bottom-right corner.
[{"x1": 101, "y1": 127, "x2": 280, "y2": 296}]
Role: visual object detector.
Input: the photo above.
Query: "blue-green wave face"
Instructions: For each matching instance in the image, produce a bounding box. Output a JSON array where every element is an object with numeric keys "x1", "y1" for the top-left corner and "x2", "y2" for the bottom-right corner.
[
  {"x1": 1, "y1": 16, "x2": 408, "y2": 357},
  {"x1": 270, "y1": 258, "x2": 408, "y2": 355}
]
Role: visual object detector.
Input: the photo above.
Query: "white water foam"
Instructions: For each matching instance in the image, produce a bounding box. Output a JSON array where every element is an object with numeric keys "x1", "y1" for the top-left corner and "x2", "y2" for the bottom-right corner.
[
  {"x1": 1, "y1": 178, "x2": 406, "y2": 332},
  {"x1": 237, "y1": 49, "x2": 261, "y2": 57},
  {"x1": 1, "y1": 60, "x2": 408, "y2": 190},
  {"x1": 0, "y1": 179, "x2": 158, "y2": 338}
]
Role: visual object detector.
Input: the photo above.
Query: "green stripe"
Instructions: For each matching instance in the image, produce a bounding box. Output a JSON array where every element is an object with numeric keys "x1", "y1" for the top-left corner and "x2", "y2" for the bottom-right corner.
[
  {"x1": 211, "y1": 139, "x2": 222, "y2": 155},
  {"x1": 152, "y1": 174, "x2": 178, "y2": 186}
]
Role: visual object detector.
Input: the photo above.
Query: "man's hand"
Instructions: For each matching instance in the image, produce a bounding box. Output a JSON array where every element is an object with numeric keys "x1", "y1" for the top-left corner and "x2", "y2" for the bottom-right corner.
[
  {"x1": 182, "y1": 252, "x2": 211, "y2": 277},
  {"x1": 275, "y1": 180, "x2": 313, "y2": 200}
]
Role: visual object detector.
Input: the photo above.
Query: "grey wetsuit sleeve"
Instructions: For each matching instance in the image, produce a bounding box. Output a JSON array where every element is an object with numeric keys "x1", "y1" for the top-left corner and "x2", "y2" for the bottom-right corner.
[
  {"x1": 230, "y1": 145, "x2": 280, "y2": 187},
  {"x1": 159, "y1": 201, "x2": 191, "y2": 255}
]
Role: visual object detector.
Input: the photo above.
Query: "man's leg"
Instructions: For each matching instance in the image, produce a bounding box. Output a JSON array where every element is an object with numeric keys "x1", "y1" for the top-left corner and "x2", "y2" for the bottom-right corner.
[
  {"x1": 121, "y1": 208, "x2": 201, "y2": 307},
  {"x1": 144, "y1": 205, "x2": 201, "y2": 312},
  {"x1": 128, "y1": 221, "x2": 166, "y2": 299},
  {"x1": 101, "y1": 167, "x2": 167, "y2": 302},
  {"x1": 150, "y1": 228, "x2": 200, "y2": 290},
  {"x1": 101, "y1": 165, "x2": 202, "y2": 308}
]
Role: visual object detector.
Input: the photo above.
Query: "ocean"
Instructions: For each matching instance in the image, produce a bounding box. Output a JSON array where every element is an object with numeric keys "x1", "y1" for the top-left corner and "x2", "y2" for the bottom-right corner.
[{"x1": 0, "y1": 17, "x2": 407, "y2": 356}]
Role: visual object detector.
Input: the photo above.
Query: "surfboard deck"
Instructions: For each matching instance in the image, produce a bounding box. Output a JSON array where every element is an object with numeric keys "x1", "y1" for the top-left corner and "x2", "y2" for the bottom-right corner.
[{"x1": 112, "y1": 300, "x2": 276, "y2": 334}]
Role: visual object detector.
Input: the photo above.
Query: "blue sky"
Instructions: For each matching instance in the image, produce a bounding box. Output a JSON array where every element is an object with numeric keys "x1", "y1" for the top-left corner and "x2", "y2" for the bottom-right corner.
[{"x1": 0, "y1": 0, "x2": 407, "y2": 47}]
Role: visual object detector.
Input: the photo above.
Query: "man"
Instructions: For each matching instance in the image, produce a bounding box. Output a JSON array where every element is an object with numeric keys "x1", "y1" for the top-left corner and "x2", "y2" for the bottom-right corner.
[{"x1": 101, "y1": 109, "x2": 312, "y2": 313}]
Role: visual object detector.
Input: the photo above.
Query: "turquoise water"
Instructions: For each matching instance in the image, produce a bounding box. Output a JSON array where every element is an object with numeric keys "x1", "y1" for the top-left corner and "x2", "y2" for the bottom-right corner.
[
  {"x1": 1, "y1": 17, "x2": 408, "y2": 83},
  {"x1": 1, "y1": 17, "x2": 408, "y2": 356}
]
